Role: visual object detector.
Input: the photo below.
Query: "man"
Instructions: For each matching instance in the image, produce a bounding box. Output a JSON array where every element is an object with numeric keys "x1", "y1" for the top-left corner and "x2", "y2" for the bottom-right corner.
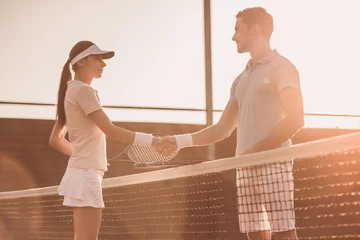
[{"x1": 159, "y1": 7, "x2": 304, "y2": 240}]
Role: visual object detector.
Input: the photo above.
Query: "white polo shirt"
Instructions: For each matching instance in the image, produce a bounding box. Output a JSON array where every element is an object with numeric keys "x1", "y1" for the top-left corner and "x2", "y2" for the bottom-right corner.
[
  {"x1": 230, "y1": 50, "x2": 301, "y2": 155},
  {"x1": 64, "y1": 80, "x2": 107, "y2": 170}
]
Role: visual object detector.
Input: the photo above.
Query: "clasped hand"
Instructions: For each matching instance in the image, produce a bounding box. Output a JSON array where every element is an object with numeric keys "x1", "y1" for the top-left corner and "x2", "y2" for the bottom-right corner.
[{"x1": 151, "y1": 136, "x2": 177, "y2": 156}]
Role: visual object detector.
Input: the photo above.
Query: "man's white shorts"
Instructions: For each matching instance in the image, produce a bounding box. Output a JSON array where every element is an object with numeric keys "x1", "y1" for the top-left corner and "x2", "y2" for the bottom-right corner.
[
  {"x1": 236, "y1": 161, "x2": 296, "y2": 233},
  {"x1": 58, "y1": 168, "x2": 105, "y2": 209}
]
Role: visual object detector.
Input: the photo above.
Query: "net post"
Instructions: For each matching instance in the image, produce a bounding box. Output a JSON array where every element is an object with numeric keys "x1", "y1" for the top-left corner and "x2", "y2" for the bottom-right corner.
[{"x1": 203, "y1": 0, "x2": 215, "y2": 160}]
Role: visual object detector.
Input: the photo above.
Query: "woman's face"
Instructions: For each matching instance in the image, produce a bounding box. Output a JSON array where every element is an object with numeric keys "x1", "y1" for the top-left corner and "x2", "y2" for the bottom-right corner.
[{"x1": 78, "y1": 55, "x2": 107, "y2": 79}]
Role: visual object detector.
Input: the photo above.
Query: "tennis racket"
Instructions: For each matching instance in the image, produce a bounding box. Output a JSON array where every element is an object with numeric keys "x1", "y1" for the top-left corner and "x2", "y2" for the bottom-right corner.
[{"x1": 107, "y1": 133, "x2": 199, "y2": 169}]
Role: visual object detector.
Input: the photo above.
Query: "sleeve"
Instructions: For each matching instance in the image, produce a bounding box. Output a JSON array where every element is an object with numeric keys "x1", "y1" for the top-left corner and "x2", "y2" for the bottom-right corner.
[
  {"x1": 76, "y1": 86, "x2": 102, "y2": 115},
  {"x1": 230, "y1": 80, "x2": 237, "y2": 100},
  {"x1": 272, "y1": 60, "x2": 300, "y2": 92},
  {"x1": 230, "y1": 75, "x2": 242, "y2": 101}
]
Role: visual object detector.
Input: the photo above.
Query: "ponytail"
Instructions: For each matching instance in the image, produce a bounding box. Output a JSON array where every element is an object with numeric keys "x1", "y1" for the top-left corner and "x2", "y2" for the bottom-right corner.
[
  {"x1": 56, "y1": 59, "x2": 71, "y2": 127},
  {"x1": 56, "y1": 40, "x2": 95, "y2": 126}
]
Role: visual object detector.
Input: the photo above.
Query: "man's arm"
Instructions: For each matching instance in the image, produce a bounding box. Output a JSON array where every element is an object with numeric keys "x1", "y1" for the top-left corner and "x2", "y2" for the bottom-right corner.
[
  {"x1": 244, "y1": 87, "x2": 304, "y2": 154},
  {"x1": 244, "y1": 62, "x2": 304, "y2": 154},
  {"x1": 157, "y1": 98, "x2": 238, "y2": 155},
  {"x1": 49, "y1": 121, "x2": 72, "y2": 156},
  {"x1": 191, "y1": 98, "x2": 238, "y2": 146}
]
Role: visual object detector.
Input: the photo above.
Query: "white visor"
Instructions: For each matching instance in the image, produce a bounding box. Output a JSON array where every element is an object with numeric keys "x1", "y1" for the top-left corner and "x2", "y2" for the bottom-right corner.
[{"x1": 70, "y1": 45, "x2": 114, "y2": 65}]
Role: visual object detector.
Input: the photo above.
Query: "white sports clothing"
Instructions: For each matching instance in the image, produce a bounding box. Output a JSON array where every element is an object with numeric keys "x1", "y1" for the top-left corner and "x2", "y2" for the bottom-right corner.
[
  {"x1": 58, "y1": 80, "x2": 107, "y2": 208},
  {"x1": 58, "y1": 168, "x2": 105, "y2": 208},
  {"x1": 64, "y1": 80, "x2": 107, "y2": 170},
  {"x1": 230, "y1": 50, "x2": 300, "y2": 233},
  {"x1": 236, "y1": 161, "x2": 296, "y2": 232}
]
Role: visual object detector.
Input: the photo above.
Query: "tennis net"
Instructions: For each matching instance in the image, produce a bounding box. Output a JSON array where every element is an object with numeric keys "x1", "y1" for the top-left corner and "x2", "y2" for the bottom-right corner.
[{"x1": 1, "y1": 132, "x2": 360, "y2": 239}]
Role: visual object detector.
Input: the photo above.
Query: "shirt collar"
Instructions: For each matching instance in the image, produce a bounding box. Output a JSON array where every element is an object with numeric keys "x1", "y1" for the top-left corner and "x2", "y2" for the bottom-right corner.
[{"x1": 246, "y1": 49, "x2": 279, "y2": 69}]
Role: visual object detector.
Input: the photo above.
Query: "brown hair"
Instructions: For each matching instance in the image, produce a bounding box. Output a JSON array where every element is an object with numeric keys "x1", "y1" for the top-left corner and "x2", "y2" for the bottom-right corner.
[
  {"x1": 56, "y1": 41, "x2": 95, "y2": 126},
  {"x1": 236, "y1": 7, "x2": 273, "y2": 40}
]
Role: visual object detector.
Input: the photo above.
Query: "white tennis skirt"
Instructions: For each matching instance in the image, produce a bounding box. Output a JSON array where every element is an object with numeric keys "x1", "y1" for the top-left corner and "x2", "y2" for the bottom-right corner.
[{"x1": 58, "y1": 168, "x2": 105, "y2": 209}]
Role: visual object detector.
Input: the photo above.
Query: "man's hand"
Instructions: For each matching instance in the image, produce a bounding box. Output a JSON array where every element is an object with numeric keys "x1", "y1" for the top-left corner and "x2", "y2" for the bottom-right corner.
[{"x1": 152, "y1": 136, "x2": 178, "y2": 156}]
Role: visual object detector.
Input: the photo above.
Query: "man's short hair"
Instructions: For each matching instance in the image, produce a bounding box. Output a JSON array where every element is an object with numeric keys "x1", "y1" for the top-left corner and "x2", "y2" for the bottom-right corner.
[{"x1": 236, "y1": 7, "x2": 274, "y2": 40}]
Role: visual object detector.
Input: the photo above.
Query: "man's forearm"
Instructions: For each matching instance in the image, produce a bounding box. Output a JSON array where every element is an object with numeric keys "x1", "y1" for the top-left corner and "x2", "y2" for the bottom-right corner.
[
  {"x1": 252, "y1": 116, "x2": 304, "y2": 152},
  {"x1": 191, "y1": 123, "x2": 233, "y2": 146}
]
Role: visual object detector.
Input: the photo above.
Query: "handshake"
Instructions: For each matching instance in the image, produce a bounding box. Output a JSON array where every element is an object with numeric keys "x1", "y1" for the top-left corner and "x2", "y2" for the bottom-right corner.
[
  {"x1": 152, "y1": 136, "x2": 178, "y2": 156},
  {"x1": 150, "y1": 134, "x2": 193, "y2": 157}
]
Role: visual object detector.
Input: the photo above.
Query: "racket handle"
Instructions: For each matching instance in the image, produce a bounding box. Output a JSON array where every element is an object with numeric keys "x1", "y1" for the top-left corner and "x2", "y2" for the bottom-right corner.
[{"x1": 134, "y1": 163, "x2": 147, "y2": 168}]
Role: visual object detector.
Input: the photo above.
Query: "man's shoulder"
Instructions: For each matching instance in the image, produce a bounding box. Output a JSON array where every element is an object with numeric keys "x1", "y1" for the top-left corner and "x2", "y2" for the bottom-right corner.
[
  {"x1": 273, "y1": 53, "x2": 297, "y2": 70},
  {"x1": 231, "y1": 69, "x2": 247, "y2": 88},
  {"x1": 271, "y1": 53, "x2": 300, "y2": 81}
]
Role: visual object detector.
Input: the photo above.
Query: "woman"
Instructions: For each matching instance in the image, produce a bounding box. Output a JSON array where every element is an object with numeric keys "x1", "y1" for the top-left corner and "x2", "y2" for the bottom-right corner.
[{"x1": 49, "y1": 40, "x2": 164, "y2": 240}]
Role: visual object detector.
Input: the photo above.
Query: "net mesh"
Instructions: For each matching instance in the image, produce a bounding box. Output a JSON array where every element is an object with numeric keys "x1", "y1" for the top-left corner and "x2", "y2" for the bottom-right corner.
[{"x1": 1, "y1": 132, "x2": 360, "y2": 240}]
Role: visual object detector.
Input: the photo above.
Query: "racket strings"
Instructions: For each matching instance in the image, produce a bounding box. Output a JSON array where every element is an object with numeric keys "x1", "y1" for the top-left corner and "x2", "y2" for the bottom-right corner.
[{"x1": 128, "y1": 144, "x2": 177, "y2": 164}]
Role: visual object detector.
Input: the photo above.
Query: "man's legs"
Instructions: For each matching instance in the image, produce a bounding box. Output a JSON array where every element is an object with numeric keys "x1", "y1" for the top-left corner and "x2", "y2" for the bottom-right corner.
[
  {"x1": 246, "y1": 229, "x2": 298, "y2": 240},
  {"x1": 247, "y1": 230, "x2": 272, "y2": 240},
  {"x1": 237, "y1": 161, "x2": 297, "y2": 240},
  {"x1": 236, "y1": 167, "x2": 272, "y2": 239},
  {"x1": 265, "y1": 161, "x2": 298, "y2": 240},
  {"x1": 273, "y1": 230, "x2": 298, "y2": 240}
]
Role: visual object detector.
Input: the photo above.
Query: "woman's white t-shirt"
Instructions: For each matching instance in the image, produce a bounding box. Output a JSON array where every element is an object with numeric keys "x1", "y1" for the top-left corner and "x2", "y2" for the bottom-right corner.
[{"x1": 64, "y1": 80, "x2": 107, "y2": 170}]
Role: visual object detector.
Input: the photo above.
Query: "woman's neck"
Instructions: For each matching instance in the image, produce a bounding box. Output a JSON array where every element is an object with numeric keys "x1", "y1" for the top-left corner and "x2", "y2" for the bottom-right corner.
[{"x1": 74, "y1": 72, "x2": 92, "y2": 85}]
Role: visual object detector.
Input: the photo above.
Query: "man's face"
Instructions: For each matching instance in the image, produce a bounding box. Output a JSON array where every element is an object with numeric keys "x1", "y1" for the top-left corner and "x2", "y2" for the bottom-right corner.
[{"x1": 232, "y1": 17, "x2": 254, "y2": 53}]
